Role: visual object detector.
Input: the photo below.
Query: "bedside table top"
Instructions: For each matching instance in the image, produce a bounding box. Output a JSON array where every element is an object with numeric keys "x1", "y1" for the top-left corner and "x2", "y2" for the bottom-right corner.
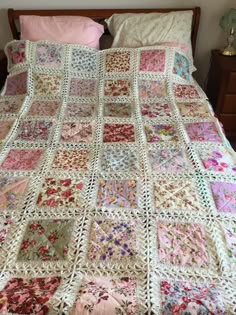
[{"x1": 212, "y1": 49, "x2": 236, "y2": 71}]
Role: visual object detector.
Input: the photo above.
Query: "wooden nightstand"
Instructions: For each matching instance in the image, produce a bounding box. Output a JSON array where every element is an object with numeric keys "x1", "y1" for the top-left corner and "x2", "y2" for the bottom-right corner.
[
  {"x1": 0, "y1": 50, "x2": 8, "y2": 90},
  {"x1": 207, "y1": 50, "x2": 236, "y2": 149}
]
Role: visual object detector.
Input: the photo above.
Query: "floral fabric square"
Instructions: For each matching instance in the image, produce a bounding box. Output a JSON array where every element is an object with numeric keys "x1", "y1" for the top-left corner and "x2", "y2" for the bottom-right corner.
[
  {"x1": 224, "y1": 226, "x2": 236, "y2": 266},
  {"x1": 141, "y1": 102, "x2": 171, "y2": 118},
  {"x1": 0, "y1": 220, "x2": 12, "y2": 246},
  {"x1": 103, "y1": 103, "x2": 132, "y2": 118},
  {"x1": 145, "y1": 124, "x2": 178, "y2": 142},
  {"x1": 37, "y1": 178, "x2": 84, "y2": 208},
  {"x1": 16, "y1": 120, "x2": 53, "y2": 142},
  {"x1": 148, "y1": 149, "x2": 191, "y2": 173},
  {"x1": 199, "y1": 148, "x2": 236, "y2": 173},
  {"x1": 18, "y1": 219, "x2": 74, "y2": 261},
  {"x1": 4, "y1": 72, "x2": 27, "y2": 96},
  {"x1": 160, "y1": 281, "x2": 226, "y2": 315},
  {"x1": 101, "y1": 147, "x2": 139, "y2": 173},
  {"x1": 154, "y1": 179, "x2": 201, "y2": 211},
  {"x1": 70, "y1": 79, "x2": 96, "y2": 97},
  {"x1": 174, "y1": 84, "x2": 200, "y2": 99},
  {"x1": 210, "y1": 182, "x2": 236, "y2": 213},
  {"x1": 103, "y1": 123, "x2": 135, "y2": 143},
  {"x1": 65, "y1": 103, "x2": 94, "y2": 118},
  {"x1": 52, "y1": 150, "x2": 90, "y2": 171},
  {"x1": 104, "y1": 80, "x2": 131, "y2": 97},
  {"x1": 0, "y1": 98, "x2": 24, "y2": 115},
  {"x1": 34, "y1": 73, "x2": 62, "y2": 96},
  {"x1": 72, "y1": 276, "x2": 137, "y2": 315},
  {"x1": 0, "y1": 177, "x2": 28, "y2": 210},
  {"x1": 87, "y1": 220, "x2": 137, "y2": 263},
  {"x1": 139, "y1": 79, "x2": 166, "y2": 98},
  {"x1": 35, "y1": 43, "x2": 63, "y2": 68},
  {"x1": 105, "y1": 52, "x2": 130, "y2": 72},
  {"x1": 140, "y1": 49, "x2": 165, "y2": 72},
  {"x1": 1, "y1": 149, "x2": 44, "y2": 170},
  {"x1": 185, "y1": 122, "x2": 222, "y2": 142},
  {"x1": 157, "y1": 222, "x2": 209, "y2": 267},
  {"x1": 61, "y1": 122, "x2": 93, "y2": 143},
  {"x1": 0, "y1": 121, "x2": 14, "y2": 140},
  {"x1": 177, "y1": 101, "x2": 211, "y2": 118},
  {"x1": 173, "y1": 52, "x2": 190, "y2": 81},
  {"x1": 71, "y1": 49, "x2": 97, "y2": 72},
  {"x1": 0, "y1": 277, "x2": 61, "y2": 314},
  {"x1": 6, "y1": 41, "x2": 26, "y2": 67},
  {"x1": 28, "y1": 100, "x2": 60, "y2": 117},
  {"x1": 96, "y1": 179, "x2": 137, "y2": 208}
]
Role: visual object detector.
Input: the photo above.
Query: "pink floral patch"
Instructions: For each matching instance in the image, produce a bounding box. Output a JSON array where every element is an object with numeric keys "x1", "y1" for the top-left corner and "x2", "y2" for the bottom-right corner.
[
  {"x1": 0, "y1": 121, "x2": 14, "y2": 140},
  {"x1": 7, "y1": 41, "x2": 26, "y2": 67},
  {"x1": 104, "y1": 80, "x2": 131, "y2": 97},
  {"x1": 16, "y1": 120, "x2": 53, "y2": 142},
  {"x1": 0, "y1": 98, "x2": 24, "y2": 115},
  {"x1": 36, "y1": 178, "x2": 84, "y2": 208},
  {"x1": 51, "y1": 149, "x2": 90, "y2": 171},
  {"x1": 61, "y1": 122, "x2": 93, "y2": 143},
  {"x1": 141, "y1": 102, "x2": 171, "y2": 118},
  {"x1": 200, "y1": 148, "x2": 236, "y2": 173},
  {"x1": 139, "y1": 80, "x2": 166, "y2": 98},
  {"x1": 96, "y1": 179, "x2": 137, "y2": 208},
  {"x1": 210, "y1": 182, "x2": 236, "y2": 213},
  {"x1": 140, "y1": 50, "x2": 165, "y2": 72},
  {"x1": 70, "y1": 79, "x2": 96, "y2": 97},
  {"x1": 28, "y1": 100, "x2": 60, "y2": 117},
  {"x1": 65, "y1": 103, "x2": 94, "y2": 118},
  {"x1": 174, "y1": 84, "x2": 200, "y2": 99},
  {"x1": 145, "y1": 124, "x2": 178, "y2": 142},
  {"x1": 157, "y1": 222, "x2": 209, "y2": 267},
  {"x1": 0, "y1": 220, "x2": 12, "y2": 246},
  {"x1": 4, "y1": 72, "x2": 27, "y2": 96},
  {"x1": 185, "y1": 122, "x2": 222, "y2": 142},
  {"x1": 103, "y1": 123, "x2": 135, "y2": 142},
  {"x1": 103, "y1": 103, "x2": 131, "y2": 118},
  {"x1": 0, "y1": 277, "x2": 61, "y2": 314},
  {"x1": 35, "y1": 43, "x2": 63, "y2": 68},
  {"x1": 1, "y1": 149, "x2": 44, "y2": 170}
]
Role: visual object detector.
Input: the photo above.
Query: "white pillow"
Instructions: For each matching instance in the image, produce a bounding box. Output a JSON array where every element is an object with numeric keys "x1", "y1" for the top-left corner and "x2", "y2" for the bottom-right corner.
[{"x1": 106, "y1": 11, "x2": 193, "y2": 49}]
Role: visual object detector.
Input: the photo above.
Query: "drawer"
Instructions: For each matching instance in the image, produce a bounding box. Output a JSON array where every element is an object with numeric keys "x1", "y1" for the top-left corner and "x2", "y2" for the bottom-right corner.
[
  {"x1": 227, "y1": 72, "x2": 236, "y2": 93},
  {"x1": 219, "y1": 114, "x2": 236, "y2": 132},
  {"x1": 222, "y1": 94, "x2": 236, "y2": 113}
]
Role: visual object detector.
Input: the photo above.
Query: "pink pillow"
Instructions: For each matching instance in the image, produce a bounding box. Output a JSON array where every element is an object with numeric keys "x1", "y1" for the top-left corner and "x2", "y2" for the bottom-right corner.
[{"x1": 20, "y1": 15, "x2": 104, "y2": 49}]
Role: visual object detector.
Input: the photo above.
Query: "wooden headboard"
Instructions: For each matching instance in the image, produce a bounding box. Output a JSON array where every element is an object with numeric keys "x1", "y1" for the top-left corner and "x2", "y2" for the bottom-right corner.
[{"x1": 8, "y1": 7, "x2": 201, "y2": 56}]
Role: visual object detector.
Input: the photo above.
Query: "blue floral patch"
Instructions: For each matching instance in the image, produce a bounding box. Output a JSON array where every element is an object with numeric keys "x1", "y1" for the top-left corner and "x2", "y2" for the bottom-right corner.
[{"x1": 173, "y1": 52, "x2": 190, "y2": 81}]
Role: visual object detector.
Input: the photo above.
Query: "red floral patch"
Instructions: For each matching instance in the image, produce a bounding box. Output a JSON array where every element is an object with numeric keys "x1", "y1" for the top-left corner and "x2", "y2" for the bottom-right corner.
[{"x1": 103, "y1": 124, "x2": 135, "y2": 143}]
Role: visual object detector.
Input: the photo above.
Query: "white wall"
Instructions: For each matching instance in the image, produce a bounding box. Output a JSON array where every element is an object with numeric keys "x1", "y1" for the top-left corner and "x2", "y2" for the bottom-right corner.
[{"x1": 0, "y1": 0, "x2": 235, "y2": 87}]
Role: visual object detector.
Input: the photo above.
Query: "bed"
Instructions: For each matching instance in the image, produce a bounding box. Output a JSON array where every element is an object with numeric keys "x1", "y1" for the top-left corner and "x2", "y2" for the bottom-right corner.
[{"x1": 0, "y1": 7, "x2": 235, "y2": 315}]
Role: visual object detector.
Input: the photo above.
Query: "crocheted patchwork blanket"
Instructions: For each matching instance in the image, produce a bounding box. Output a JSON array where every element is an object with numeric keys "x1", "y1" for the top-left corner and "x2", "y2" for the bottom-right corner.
[{"x1": 0, "y1": 40, "x2": 236, "y2": 314}]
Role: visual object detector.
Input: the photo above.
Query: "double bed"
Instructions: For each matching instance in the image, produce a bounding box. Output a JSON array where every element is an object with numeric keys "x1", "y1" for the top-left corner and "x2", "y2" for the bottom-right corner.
[{"x1": 0, "y1": 7, "x2": 235, "y2": 315}]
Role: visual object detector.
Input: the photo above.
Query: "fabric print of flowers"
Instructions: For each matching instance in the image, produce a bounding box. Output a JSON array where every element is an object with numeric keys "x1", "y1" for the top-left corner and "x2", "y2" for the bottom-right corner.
[
  {"x1": 65, "y1": 103, "x2": 94, "y2": 118},
  {"x1": 173, "y1": 52, "x2": 190, "y2": 81},
  {"x1": 96, "y1": 179, "x2": 138, "y2": 208},
  {"x1": 35, "y1": 43, "x2": 63, "y2": 68},
  {"x1": 103, "y1": 102, "x2": 132, "y2": 118},
  {"x1": 224, "y1": 226, "x2": 236, "y2": 266},
  {"x1": 0, "y1": 120, "x2": 14, "y2": 141},
  {"x1": 16, "y1": 120, "x2": 53, "y2": 142},
  {"x1": 185, "y1": 122, "x2": 222, "y2": 142},
  {"x1": 157, "y1": 222, "x2": 209, "y2": 267},
  {"x1": 51, "y1": 149, "x2": 90, "y2": 171},
  {"x1": 148, "y1": 148, "x2": 192, "y2": 173},
  {"x1": 18, "y1": 219, "x2": 74, "y2": 261},
  {"x1": 200, "y1": 148, "x2": 236, "y2": 173},
  {"x1": 0, "y1": 276, "x2": 61, "y2": 314},
  {"x1": 61, "y1": 122, "x2": 93, "y2": 143},
  {"x1": 139, "y1": 79, "x2": 166, "y2": 98},
  {"x1": 34, "y1": 73, "x2": 62, "y2": 96},
  {"x1": 174, "y1": 84, "x2": 200, "y2": 99},
  {"x1": 0, "y1": 149, "x2": 44, "y2": 170},
  {"x1": 141, "y1": 102, "x2": 171, "y2": 118},
  {"x1": 210, "y1": 182, "x2": 236, "y2": 213},
  {"x1": 104, "y1": 79, "x2": 131, "y2": 97},
  {"x1": 87, "y1": 220, "x2": 137, "y2": 263},
  {"x1": 145, "y1": 124, "x2": 178, "y2": 142},
  {"x1": 70, "y1": 78, "x2": 96, "y2": 97},
  {"x1": 160, "y1": 280, "x2": 226, "y2": 315},
  {"x1": 154, "y1": 179, "x2": 201, "y2": 211},
  {"x1": 7, "y1": 41, "x2": 26, "y2": 67},
  {"x1": 4, "y1": 72, "x2": 27, "y2": 96},
  {"x1": 140, "y1": 49, "x2": 165, "y2": 72},
  {"x1": 103, "y1": 123, "x2": 135, "y2": 142},
  {"x1": 106, "y1": 52, "x2": 130, "y2": 72},
  {"x1": 72, "y1": 276, "x2": 137, "y2": 315},
  {"x1": 0, "y1": 177, "x2": 29, "y2": 210},
  {"x1": 28, "y1": 100, "x2": 60, "y2": 117},
  {"x1": 0, "y1": 97, "x2": 24, "y2": 115},
  {"x1": 0, "y1": 220, "x2": 12, "y2": 246},
  {"x1": 71, "y1": 49, "x2": 97, "y2": 72},
  {"x1": 177, "y1": 101, "x2": 211, "y2": 118},
  {"x1": 36, "y1": 178, "x2": 84, "y2": 208}
]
